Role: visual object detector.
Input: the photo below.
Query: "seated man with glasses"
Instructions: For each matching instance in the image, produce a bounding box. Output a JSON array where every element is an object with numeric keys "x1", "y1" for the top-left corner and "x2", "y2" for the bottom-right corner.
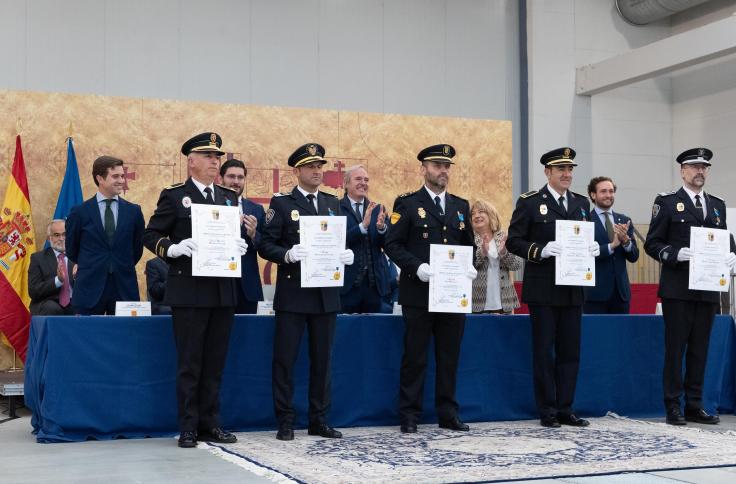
[{"x1": 28, "y1": 219, "x2": 76, "y2": 315}]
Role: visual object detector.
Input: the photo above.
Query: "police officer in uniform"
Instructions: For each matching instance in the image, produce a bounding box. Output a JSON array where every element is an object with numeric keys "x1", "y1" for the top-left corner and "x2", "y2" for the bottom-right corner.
[
  {"x1": 644, "y1": 148, "x2": 736, "y2": 425},
  {"x1": 143, "y1": 132, "x2": 248, "y2": 448},
  {"x1": 506, "y1": 147, "x2": 598, "y2": 428},
  {"x1": 384, "y1": 144, "x2": 477, "y2": 434},
  {"x1": 258, "y1": 143, "x2": 354, "y2": 441}
]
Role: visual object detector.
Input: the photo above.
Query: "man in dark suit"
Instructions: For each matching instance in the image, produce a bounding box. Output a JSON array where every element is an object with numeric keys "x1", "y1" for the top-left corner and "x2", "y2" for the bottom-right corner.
[
  {"x1": 143, "y1": 132, "x2": 248, "y2": 448},
  {"x1": 28, "y1": 219, "x2": 75, "y2": 315},
  {"x1": 384, "y1": 144, "x2": 477, "y2": 434},
  {"x1": 644, "y1": 148, "x2": 736, "y2": 426},
  {"x1": 259, "y1": 143, "x2": 354, "y2": 441},
  {"x1": 584, "y1": 176, "x2": 639, "y2": 314},
  {"x1": 219, "y1": 158, "x2": 265, "y2": 314},
  {"x1": 340, "y1": 165, "x2": 391, "y2": 314},
  {"x1": 507, "y1": 147, "x2": 598, "y2": 428},
  {"x1": 145, "y1": 256, "x2": 170, "y2": 315},
  {"x1": 65, "y1": 156, "x2": 145, "y2": 315}
]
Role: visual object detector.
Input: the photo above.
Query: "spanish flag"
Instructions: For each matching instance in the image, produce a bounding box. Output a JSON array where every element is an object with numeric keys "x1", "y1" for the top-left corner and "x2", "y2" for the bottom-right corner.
[{"x1": 0, "y1": 135, "x2": 36, "y2": 361}]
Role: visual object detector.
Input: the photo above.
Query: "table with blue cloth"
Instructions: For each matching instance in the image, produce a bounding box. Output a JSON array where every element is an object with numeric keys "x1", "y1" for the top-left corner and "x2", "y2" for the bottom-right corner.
[{"x1": 25, "y1": 314, "x2": 736, "y2": 442}]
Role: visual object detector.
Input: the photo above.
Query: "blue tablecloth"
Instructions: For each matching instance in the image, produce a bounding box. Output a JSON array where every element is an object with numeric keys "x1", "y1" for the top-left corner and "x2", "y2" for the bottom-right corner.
[{"x1": 24, "y1": 314, "x2": 736, "y2": 442}]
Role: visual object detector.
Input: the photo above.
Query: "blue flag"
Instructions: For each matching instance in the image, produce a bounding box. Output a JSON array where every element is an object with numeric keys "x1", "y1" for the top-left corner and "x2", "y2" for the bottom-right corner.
[
  {"x1": 46, "y1": 138, "x2": 84, "y2": 248},
  {"x1": 53, "y1": 137, "x2": 84, "y2": 220}
]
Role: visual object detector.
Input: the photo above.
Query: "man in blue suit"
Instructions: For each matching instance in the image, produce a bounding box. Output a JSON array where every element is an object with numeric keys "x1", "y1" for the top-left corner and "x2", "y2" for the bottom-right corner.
[
  {"x1": 340, "y1": 165, "x2": 391, "y2": 314},
  {"x1": 66, "y1": 155, "x2": 145, "y2": 315},
  {"x1": 220, "y1": 159, "x2": 265, "y2": 314},
  {"x1": 584, "y1": 176, "x2": 639, "y2": 314}
]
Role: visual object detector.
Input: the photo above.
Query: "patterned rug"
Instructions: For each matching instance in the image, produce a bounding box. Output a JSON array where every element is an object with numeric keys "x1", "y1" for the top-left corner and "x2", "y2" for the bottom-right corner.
[{"x1": 203, "y1": 415, "x2": 736, "y2": 483}]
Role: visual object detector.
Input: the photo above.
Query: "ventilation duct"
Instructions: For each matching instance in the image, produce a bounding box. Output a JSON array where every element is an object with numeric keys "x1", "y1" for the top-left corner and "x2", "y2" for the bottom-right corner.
[{"x1": 616, "y1": 0, "x2": 712, "y2": 25}]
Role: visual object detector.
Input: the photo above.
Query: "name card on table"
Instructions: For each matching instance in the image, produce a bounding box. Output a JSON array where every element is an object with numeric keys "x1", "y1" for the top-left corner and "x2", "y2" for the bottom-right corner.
[
  {"x1": 115, "y1": 301, "x2": 152, "y2": 317},
  {"x1": 256, "y1": 301, "x2": 275, "y2": 315}
]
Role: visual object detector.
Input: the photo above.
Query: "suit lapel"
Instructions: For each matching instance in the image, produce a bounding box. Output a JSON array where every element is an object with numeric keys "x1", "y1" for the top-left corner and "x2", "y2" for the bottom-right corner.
[
  {"x1": 418, "y1": 187, "x2": 445, "y2": 223},
  {"x1": 541, "y1": 186, "x2": 566, "y2": 218},
  {"x1": 677, "y1": 187, "x2": 703, "y2": 222},
  {"x1": 185, "y1": 178, "x2": 207, "y2": 205},
  {"x1": 113, "y1": 198, "x2": 128, "y2": 243},
  {"x1": 86, "y1": 196, "x2": 108, "y2": 242},
  {"x1": 317, "y1": 192, "x2": 332, "y2": 215},
  {"x1": 341, "y1": 197, "x2": 360, "y2": 222},
  {"x1": 292, "y1": 187, "x2": 316, "y2": 215}
]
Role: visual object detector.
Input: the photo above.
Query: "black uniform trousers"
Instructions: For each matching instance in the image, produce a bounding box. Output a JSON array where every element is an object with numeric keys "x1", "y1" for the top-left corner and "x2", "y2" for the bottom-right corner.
[
  {"x1": 661, "y1": 298, "x2": 717, "y2": 411},
  {"x1": 171, "y1": 306, "x2": 234, "y2": 432},
  {"x1": 583, "y1": 292, "x2": 629, "y2": 314},
  {"x1": 272, "y1": 310, "x2": 336, "y2": 426},
  {"x1": 528, "y1": 304, "x2": 582, "y2": 418},
  {"x1": 399, "y1": 306, "x2": 465, "y2": 424}
]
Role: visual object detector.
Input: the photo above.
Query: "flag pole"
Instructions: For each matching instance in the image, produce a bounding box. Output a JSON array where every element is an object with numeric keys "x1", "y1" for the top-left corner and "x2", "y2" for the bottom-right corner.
[{"x1": 8, "y1": 348, "x2": 21, "y2": 372}]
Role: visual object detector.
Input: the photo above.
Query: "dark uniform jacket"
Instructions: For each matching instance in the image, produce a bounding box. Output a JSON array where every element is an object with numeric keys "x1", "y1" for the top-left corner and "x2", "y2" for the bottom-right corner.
[
  {"x1": 506, "y1": 185, "x2": 591, "y2": 306},
  {"x1": 142, "y1": 177, "x2": 239, "y2": 307},
  {"x1": 258, "y1": 186, "x2": 342, "y2": 314},
  {"x1": 384, "y1": 187, "x2": 474, "y2": 309},
  {"x1": 644, "y1": 187, "x2": 735, "y2": 303}
]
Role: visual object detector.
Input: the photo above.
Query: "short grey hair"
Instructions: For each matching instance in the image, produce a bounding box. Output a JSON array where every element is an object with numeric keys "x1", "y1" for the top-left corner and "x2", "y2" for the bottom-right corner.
[
  {"x1": 343, "y1": 164, "x2": 367, "y2": 189},
  {"x1": 46, "y1": 219, "x2": 65, "y2": 236}
]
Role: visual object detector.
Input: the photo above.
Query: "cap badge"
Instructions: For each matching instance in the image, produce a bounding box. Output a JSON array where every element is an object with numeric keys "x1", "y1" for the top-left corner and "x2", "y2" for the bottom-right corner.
[
  {"x1": 307, "y1": 144, "x2": 317, "y2": 156},
  {"x1": 209, "y1": 133, "x2": 217, "y2": 146},
  {"x1": 698, "y1": 148, "x2": 705, "y2": 156},
  {"x1": 443, "y1": 145, "x2": 450, "y2": 155},
  {"x1": 563, "y1": 148, "x2": 571, "y2": 157}
]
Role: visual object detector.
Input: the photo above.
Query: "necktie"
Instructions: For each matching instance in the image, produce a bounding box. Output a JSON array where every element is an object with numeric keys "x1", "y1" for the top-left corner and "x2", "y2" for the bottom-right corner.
[
  {"x1": 57, "y1": 253, "x2": 71, "y2": 308},
  {"x1": 694, "y1": 194, "x2": 704, "y2": 220},
  {"x1": 604, "y1": 211, "x2": 614, "y2": 243},
  {"x1": 434, "y1": 196, "x2": 444, "y2": 216},
  {"x1": 355, "y1": 202, "x2": 362, "y2": 220},
  {"x1": 203, "y1": 187, "x2": 214, "y2": 204},
  {"x1": 104, "y1": 199, "x2": 115, "y2": 242},
  {"x1": 558, "y1": 196, "x2": 567, "y2": 215},
  {"x1": 306, "y1": 194, "x2": 317, "y2": 213}
]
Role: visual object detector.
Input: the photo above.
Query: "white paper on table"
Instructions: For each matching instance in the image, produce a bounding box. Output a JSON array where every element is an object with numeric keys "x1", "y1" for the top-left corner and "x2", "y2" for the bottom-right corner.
[
  {"x1": 555, "y1": 220, "x2": 595, "y2": 286},
  {"x1": 115, "y1": 301, "x2": 151, "y2": 316},
  {"x1": 428, "y1": 244, "x2": 473, "y2": 314},
  {"x1": 190, "y1": 203, "x2": 242, "y2": 278},
  {"x1": 299, "y1": 215, "x2": 347, "y2": 288},
  {"x1": 688, "y1": 226, "x2": 730, "y2": 292}
]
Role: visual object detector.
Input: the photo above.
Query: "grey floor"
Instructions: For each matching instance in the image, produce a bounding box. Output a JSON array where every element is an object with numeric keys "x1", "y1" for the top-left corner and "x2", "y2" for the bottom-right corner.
[{"x1": 2, "y1": 405, "x2": 736, "y2": 484}]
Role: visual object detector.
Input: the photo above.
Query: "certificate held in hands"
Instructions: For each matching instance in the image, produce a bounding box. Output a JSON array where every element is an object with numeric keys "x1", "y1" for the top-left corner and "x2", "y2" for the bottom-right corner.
[
  {"x1": 688, "y1": 226, "x2": 730, "y2": 292},
  {"x1": 428, "y1": 244, "x2": 473, "y2": 313},
  {"x1": 555, "y1": 220, "x2": 595, "y2": 286},
  {"x1": 299, "y1": 215, "x2": 347, "y2": 288},
  {"x1": 190, "y1": 203, "x2": 242, "y2": 278}
]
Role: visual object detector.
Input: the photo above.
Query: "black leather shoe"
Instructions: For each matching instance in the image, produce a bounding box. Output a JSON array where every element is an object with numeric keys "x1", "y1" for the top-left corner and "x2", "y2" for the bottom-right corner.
[
  {"x1": 666, "y1": 408, "x2": 686, "y2": 426},
  {"x1": 685, "y1": 408, "x2": 720, "y2": 424},
  {"x1": 540, "y1": 416, "x2": 561, "y2": 428},
  {"x1": 276, "y1": 423, "x2": 294, "y2": 441},
  {"x1": 178, "y1": 431, "x2": 197, "y2": 448},
  {"x1": 558, "y1": 413, "x2": 590, "y2": 427},
  {"x1": 400, "y1": 422, "x2": 417, "y2": 433},
  {"x1": 198, "y1": 427, "x2": 237, "y2": 443},
  {"x1": 308, "y1": 423, "x2": 342, "y2": 438},
  {"x1": 438, "y1": 417, "x2": 469, "y2": 431}
]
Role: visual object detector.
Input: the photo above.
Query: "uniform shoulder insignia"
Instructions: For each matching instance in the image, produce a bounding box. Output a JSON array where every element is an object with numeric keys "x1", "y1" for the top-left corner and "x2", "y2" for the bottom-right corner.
[
  {"x1": 657, "y1": 191, "x2": 676, "y2": 197},
  {"x1": 319, "y1": 190, "x2": 337, "y2": 198},
  {"x1": 216, "y1": 184, "x2": 237, "y2": 192},
  {"x1": 449, "y1": 193, "x2": 468, "y2": 203},
  {"x1": 165, "y1": 182, "x2": 185, "y2": 190},
  {"x1": 398, "y1": 191, "x2": 413, "y2": 198},
  {"x1": 707, "y1": 192, "x2": 724, "y2": 202},
  {"x1": 273, "y1": 192, "x2": 287, "y2": 197},
  {"x1": 519, "y1": 190, "x2": 538, "y2": 199},
  {"x1": 570, "y1": 190, "x2": 586, "y2": 199}
]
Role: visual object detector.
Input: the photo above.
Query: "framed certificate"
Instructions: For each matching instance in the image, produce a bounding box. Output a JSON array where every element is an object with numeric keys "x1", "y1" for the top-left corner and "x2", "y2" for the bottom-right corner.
[
  {"x1": 428, "y1": 244, "x2": 473, "y2": 313},
  {"x1": 190, "y1": 203, "x2": 242, "y2": 278},
  {"x1": 689, "y1": 226, "x2": 730, "y2": 292},
  {"x1": 555, "y1": 220, "x2": 595, "y2": 286},
  {"x1": 299, "y1": 215, "x2": 347, "y2": 288}
]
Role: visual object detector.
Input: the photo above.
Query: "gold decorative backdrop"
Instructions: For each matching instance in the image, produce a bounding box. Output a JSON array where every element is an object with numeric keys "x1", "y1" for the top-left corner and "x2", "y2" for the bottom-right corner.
[{"x1": 0, "y1": 89, "x2": 512, "y2": 366}]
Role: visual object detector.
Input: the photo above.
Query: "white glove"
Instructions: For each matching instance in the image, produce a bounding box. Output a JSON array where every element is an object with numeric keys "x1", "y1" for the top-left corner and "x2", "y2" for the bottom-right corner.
[
  {"x1": 726, "y1": 252, "x2": 736, "y2": 270},
  {"x1": 466, "y1": 265, "x2": 478, "y2": 280},
  {"x1": 167, "y1": 238, "x2": 197, "y2": 258},
  {"x1": 416, "y1": 263, "x2": 433, "y2": 282},
  {"x1": 540, "y1": 241, "x2": 562, "y2": 259},
  {"x1": 677, "y1": 247, "x2": 693, "y2": 262},
  {"x1": 285, "y1": 244, "x2": 309, "y2": 263},
  {"x1": 234, "y1": 238, "x2": 248, "y2": 256},
  {"x1": 589, "y1": 243, "x2": 600, "y2": 257},
  {"x1": 339, "y1": 249, "x2": 354, "y2": 265}
]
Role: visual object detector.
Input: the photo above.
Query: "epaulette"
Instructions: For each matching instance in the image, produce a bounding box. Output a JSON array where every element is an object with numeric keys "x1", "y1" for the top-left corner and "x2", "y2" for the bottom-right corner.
[
  {"x1": 707, "y1": 192, "x2": 724, "y2": 202},
  {"x1": 273, "y1": 192, "x2": 287, "y2": 197},
  {"x1": 165, "y1": 182, "x2": 185, "y2": 190},
  {"x1": 216, "y1": 184, "x2": 237, "y2": 193},
  {"x1": 449, "y1": 193, "x2": 467, "y2": 203},
  {"x1": 398, "y1": 191, "x2": 414, "y2": 198},
  {"x1": 519, "y1": 190, "x2": 538, "y2": 199},
  {"x1": 570, "y1": 190, "x2": 586, "y2": 199},
  {"x1": 319, "y1": 189, "x2": 338, "y2": 198},
  {"x1": 657, "y1": 191, "x2": 676, "y2": 197}
]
